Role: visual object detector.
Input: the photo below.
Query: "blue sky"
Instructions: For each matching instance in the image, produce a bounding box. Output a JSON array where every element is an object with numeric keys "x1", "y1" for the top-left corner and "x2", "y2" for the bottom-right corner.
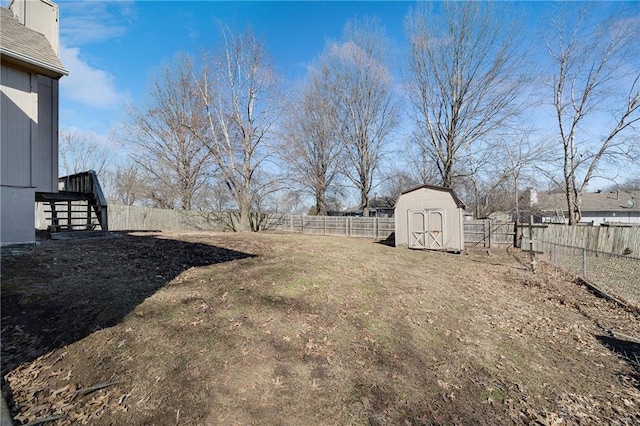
[
  {"x1": 56, "y1": 1, "x2": 421, "y2": 136},
  {"x1": 52, "y1": 1, "x2": 553, "y2": 145}
]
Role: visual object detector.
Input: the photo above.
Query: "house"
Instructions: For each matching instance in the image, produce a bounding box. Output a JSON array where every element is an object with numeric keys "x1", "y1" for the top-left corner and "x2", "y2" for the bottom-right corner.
[
  {"x1": 394, "y1": 184, "x2": 466, "y2": 251},
  {"x1": 329, "y1": 196, "x2": 396, "y2": 217},
  {"x1": 367, "y1": 196, "x2": 395, "y2": 217},
  {"x1": 487, "y1": 211, "x2": 513, "y2": 222},
  {"x1": 1, "y1": 0, "x2": 67, "y2": 246},
  {"x1": 532, "y1": 190, "x2": 640, "y2": 226}
]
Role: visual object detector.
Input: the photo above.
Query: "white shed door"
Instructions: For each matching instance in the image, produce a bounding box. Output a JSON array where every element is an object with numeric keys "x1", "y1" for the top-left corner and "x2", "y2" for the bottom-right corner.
[{"x1": 408, "y1": 209, "x2": 445, "y2": 249}]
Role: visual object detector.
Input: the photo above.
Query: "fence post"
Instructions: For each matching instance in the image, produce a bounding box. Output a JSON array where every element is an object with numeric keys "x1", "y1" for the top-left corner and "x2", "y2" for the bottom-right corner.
[
  {"x1": 484, "y1": 220, "x2": 489, "y2": 248},
  {"x1": 290, "y1": 214, "x2": 293, "y2": 233},
  {"x1": 347, "y1": 217, "x2": 351, "y2": 237},
  {"x1": 324, "y1": 216, "x2": 327, "y2": 236},
  {"x1": 583, "y1": 247, "x2": 587, "y2": 278}
]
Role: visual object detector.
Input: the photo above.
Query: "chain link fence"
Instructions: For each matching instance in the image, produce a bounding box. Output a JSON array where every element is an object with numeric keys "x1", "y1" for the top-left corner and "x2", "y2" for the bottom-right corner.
[{"x1": 537, "y1": 240, "x2": 640, "y2": 309}]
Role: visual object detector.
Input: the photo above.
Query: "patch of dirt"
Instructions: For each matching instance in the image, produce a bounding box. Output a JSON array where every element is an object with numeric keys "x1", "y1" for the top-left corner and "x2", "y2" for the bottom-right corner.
[{"x1": 1, "y1": 231, "x2": 638, "y2": 425}]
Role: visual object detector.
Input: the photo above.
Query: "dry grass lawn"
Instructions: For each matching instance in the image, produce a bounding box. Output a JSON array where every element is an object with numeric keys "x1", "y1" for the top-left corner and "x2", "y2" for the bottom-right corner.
[{"x1": 1, "y1": 231, "x2": 638, "y2": 425}]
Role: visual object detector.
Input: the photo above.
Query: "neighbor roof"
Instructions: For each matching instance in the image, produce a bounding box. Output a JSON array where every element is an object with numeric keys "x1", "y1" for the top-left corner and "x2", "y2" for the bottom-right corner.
[
  {"x1": 369, "y1": 196, "x2": 396, "y2": 210},
  {"x1": 0, "y1": 7, "x2": 67, "y2": 77},
  {"x1": 535, "y1": 191, "x2": 640, "y2": 212},
  {"x1": 397, "y1": 184, "x2": 467, "y2": 209}
]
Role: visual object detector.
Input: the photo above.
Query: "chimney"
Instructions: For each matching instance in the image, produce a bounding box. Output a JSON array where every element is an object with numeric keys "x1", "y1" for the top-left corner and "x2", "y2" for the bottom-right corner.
[
  {"x1": 616, "y1": 190, "x2": 619, "y2": 200},
  {"x1": 529, "y1": 188, "x2": 538, "y2": 206},
  {"x1": 9, "y1": 0, "x2": 60, "y2": 55}
]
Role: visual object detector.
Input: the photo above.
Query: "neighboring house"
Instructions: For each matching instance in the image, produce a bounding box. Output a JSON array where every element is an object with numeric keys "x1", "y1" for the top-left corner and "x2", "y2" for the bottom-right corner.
[
  {"x1": 367, "y1": 196, "x2": 395, "y2": 217},
  {"x1": 487, "y1": 211, "x2": 513, "y2": 222},
  {"x1": 329, "y1": 196, "x2": 396, "y2": 217},
  {"x1": 1, "y1": 0, "x2": 67, "y2": 246},
  {"x1": 531, "y1": 190, "x2": 640, "y2": 226}
]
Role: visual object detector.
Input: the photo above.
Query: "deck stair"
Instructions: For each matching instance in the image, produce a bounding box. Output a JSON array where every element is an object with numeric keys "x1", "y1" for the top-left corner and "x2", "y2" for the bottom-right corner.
[{"x1": 36, "y1": 171, "x2": 108, "y2": 233}]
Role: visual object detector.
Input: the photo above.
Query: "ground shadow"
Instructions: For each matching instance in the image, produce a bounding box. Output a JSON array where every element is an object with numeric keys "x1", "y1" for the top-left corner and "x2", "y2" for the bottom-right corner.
[
  {"x1": 375, "y1": 232, "x2": 395, "y2": 247},
  {"x1": 0, "y1": 232, "x2": 254, "y2": 377},
  {"x1": 595, "y1": 334, "x2": 640, "y2": 378}
]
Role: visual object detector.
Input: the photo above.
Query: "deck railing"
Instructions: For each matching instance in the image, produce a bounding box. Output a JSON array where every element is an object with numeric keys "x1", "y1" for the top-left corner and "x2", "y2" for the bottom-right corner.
[{"x1": 58, "y1": 171, "x2": 108, "y2": 231}]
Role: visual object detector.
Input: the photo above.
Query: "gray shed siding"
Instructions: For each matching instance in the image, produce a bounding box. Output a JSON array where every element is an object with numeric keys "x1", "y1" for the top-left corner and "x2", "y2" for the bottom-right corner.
[{"x1": 394, "y1": 187, "x2": 465, "y2": 251}]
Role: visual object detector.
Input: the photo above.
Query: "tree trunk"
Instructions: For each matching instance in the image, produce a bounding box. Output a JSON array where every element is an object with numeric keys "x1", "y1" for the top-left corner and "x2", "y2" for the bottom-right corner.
[
  {"x1": 514, "y1": 175, "x2": 521, "y2": 247},
  {"x1": 569, "y1": 188, "x2": 582, "y2": 225},
  {"x1": 236, "y1": 189, "x2": 252, "y2": 231},
  {"x1": 361, "y1": 191, "x2": 370, "y2": 217},
  {"x1": 237, "y1": 202, "x2": 251, "y2": 232},
  {"x1": 316, "y1": 185, "x2": 327, "y2": 216}
]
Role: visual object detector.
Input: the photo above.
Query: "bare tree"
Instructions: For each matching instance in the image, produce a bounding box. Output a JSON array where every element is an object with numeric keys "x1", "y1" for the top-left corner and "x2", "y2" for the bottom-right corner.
[
  {"x1": 404, "y1": 2, "x2": 529, "y2": 189},
  {"x1": 106, "y1": 161, "x2": 142, "y2": 206},
  {"x1": 545, "y1": 5, "x2": 640, "y2": 224},
  {"x1": 462, "y1": 129, "x2": 551, "y2": 221},
  {"x1": 280, "y1": 75, "x2": 343, "y2": 216},
  {"x1": 319, "y1": 17, "x2": 399, "y2": 217},
  {"x1": 190, "y1": 26, "x2": 282, "y2": 231},
  {"x1": 59, "y1": 130, "x2": 113, "y2": 178},
  {"x1": 401, "y1": 139, "x2": 443, "y2": 187},
  {"x1": 380, "y1": 167, "x2": 420, "y2": 200},
  {"x1": 605, "y1": 177, "x2": 640, "y2": 191},
  {"x1": 121, "y1": 56, "x2": 211, "y2": 210}
]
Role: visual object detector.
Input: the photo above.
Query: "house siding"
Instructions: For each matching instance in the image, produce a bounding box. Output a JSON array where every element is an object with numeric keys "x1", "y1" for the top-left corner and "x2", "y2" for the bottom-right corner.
[
  {"x1": 0, "y1": 185, "x2": 36, "y2": 244},
  {"x1": 1, "y1": 1, "x2": 65, "y2": 245},
  {"x1": 10, "y1": 0, "x2": 60, "y2": 55},
  {"x1": 1, "y1": 64, "x2": 35, "y2": 187},
  {"x1": 33, "y1": 74, "x2": 57, "y2": 192},
  {"x1": 541, "y1": 210, "x2": 640, "y2": 226},
  {"x1": 581, "y1": 211, "x2": 640, "y2": 226}
]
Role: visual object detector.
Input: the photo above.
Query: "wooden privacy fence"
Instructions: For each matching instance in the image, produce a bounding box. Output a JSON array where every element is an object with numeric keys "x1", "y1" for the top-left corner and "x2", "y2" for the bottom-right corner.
[
  {"x1": 525, "y1": 223, "x2": 640, "y2": 258},
  {"x1": 104, "y1": 205, "x2": 287, "y2": 232},
  {"x1": 106, "y1": 205, "x2": 226, "y2": 231},
  {"x1": 285, "y1": 215, "x2": 395, "y2": 240},
  {"x1": 463, "y1": 220, "x2": 516, "y2": 248},
  {"x1": 38, "y1": 204, "x2": 244, "y2": 232}
]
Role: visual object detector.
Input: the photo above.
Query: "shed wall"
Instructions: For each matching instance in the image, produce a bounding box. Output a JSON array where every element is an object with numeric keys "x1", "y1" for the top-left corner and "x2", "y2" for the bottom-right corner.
[{"x1": 394, "y1": 188, "x2": 464, "y2": 250}]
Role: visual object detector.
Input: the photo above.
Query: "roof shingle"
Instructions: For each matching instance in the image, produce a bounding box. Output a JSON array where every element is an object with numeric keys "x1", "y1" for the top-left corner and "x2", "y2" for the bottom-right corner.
[
  {"x1": 535, "y1": 191, "x2": 640, "y2": 212},
  {"x1": 0, "y1": 7, "x2": 66, "y2": 76}
]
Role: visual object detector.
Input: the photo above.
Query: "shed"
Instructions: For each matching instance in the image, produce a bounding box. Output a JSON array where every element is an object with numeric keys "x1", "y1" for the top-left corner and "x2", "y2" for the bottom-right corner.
[{"x1": 394, "y1": 185, "x2": 466, "y2": 251}]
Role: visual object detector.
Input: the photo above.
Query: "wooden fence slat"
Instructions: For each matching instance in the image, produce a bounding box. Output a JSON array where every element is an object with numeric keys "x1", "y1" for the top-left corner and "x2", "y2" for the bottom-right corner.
[{"x1": 534, "y1": 223, "x2": 640, "y2": 256}]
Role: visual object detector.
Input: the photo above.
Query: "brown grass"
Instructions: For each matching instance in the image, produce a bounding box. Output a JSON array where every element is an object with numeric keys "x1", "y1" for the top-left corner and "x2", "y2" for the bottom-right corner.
[{"x1": 2, "y1": 231, "x2": 638, "y2": 425}]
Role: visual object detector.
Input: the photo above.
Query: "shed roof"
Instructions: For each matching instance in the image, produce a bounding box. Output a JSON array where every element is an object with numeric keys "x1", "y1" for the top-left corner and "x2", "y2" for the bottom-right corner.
[
  {"x1": 0, "y1": 7, "x2": 67, "y2": 77},
  {"x1": 397, "y1": 184, "x2": 467, "y2": 209},
  {"x1": 535, "y1": 191, "x2": 640, "y2": 213}
]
